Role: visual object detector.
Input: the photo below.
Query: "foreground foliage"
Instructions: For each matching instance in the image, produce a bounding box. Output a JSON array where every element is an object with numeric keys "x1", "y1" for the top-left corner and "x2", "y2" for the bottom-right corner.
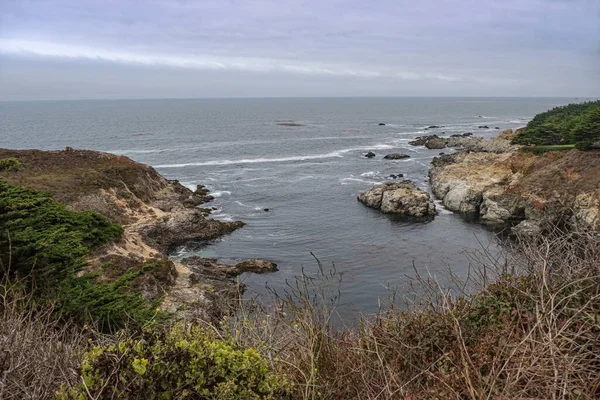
[
  {"x1": 58, "y1": 324, "x2": 290, "y2": 400},
  {"x1": 1, "y1": 176, "x2": 599, "y2": 399},
  {"x1": 512, "y1": 100, "x2": 600, "y2": 146}
]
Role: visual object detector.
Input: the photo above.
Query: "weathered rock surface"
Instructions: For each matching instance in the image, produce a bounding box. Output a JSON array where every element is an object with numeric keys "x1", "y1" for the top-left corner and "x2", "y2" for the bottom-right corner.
[
  {"x1": 235, "y1": 259, "x2": 278, "y2": 273},
  {"x1": 358, "y1": 181, "x2": 436, "y2": 218},
  {"x1": 383, "y1": 153, "x2": 411, "y2": 160},
  {"x1": 429, "y1": 152, "x2": 514, "y2": 214},
  {"x1": 428, "y1": 146, "x2": 600, "y2": 234},
  {"x1": 409, "y1": 133, "x2": 519, "y2": 153}
]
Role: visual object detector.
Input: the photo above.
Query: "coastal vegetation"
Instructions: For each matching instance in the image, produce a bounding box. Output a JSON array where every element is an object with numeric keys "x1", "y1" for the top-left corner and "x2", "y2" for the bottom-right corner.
[
  {"x1": 0, "y1": 179, "x2": 162, "y2": 331},
  {"x1": 2, "y1": 223, "x2": 599, "y2": 399},
  {"x1": 0, "y1": 158, "x2": 23, "y2": 171},
  {"x1": 512, "y1": 100, "x2": 600, "y2": 146}
]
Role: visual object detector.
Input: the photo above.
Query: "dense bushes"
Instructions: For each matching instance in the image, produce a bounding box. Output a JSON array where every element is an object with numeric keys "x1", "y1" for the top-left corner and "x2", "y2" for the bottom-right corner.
[
  {"x1": 512, "y1": 100, "x2": 600, "y2": 146},
  {"x1": 0, "y1": 180, "x2": 122, "y2": 287},
  {"x1": 0, "y1": 180, "x2": 162, "y2": 330},
  {"x1": 0, "y1": 157, "x2": 23, "y2": 171},
  {"x1": 58, "y1": 324, "x2": 289, "y2": 400}
]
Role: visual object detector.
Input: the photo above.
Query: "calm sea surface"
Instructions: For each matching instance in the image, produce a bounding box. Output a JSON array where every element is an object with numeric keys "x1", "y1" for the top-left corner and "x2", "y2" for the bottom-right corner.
[{"x1": 0, "y1": 97, "x2": 577, "y2": 315}]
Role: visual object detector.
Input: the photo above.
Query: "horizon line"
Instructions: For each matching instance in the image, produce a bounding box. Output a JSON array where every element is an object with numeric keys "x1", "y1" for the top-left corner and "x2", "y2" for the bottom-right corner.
[{"x1": 1, "y1": 95, "x2": 594, "y2": 103}]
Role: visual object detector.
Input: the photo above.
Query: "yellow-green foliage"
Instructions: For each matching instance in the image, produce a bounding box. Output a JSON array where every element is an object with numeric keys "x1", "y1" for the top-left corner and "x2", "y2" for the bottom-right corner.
[
  {"x1": 0, "y1": 157, "x2": 23, "y2": 171},
  {"x1": 58, "y1": 324, "x2": 290, "y2": 400}
]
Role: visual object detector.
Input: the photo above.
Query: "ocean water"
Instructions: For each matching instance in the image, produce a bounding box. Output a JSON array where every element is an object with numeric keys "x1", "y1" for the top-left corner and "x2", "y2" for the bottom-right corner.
[{"x1": 0, "y1": 97, "x2": 576, "y2": 315}]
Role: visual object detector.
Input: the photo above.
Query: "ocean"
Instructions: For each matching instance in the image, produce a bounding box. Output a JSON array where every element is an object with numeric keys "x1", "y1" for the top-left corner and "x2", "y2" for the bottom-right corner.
[{"x1": 0, "y1": 97, "x2": 576, "y2": 315}]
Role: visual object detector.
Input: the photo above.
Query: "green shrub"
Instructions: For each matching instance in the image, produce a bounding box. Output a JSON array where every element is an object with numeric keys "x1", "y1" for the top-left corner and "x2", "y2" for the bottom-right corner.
[
  {"x1": 0, "y1": 157, "x2": 24, "y2": 171},
  {"x1": 512, "y1": 101, "x2": 600, "y2": 145},
  {"x1": 575, "y1": 140, "x2": 594, "y2": 151},
  {"x1": 0, "y1": 180, "x2": 162, "y2": 330},
  {"x1": 57, "y1": 265, "x2": 166, "y2": 331},
  {"x1": 58, "y1": 324, "x2": 289, "y2": 400},
  {"x1": 0, "y1": 180, "x2": 123, "y2": 289}
]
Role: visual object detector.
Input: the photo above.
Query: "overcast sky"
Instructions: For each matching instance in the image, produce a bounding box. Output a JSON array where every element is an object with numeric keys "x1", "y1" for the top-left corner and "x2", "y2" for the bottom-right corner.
[{"x1": 1, "y1": 0, "x2": 599, "y2": 100}]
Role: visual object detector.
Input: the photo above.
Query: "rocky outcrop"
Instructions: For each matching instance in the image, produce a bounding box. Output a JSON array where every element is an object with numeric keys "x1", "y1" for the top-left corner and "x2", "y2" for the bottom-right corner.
[
  {"x1": 573, "y1": 189, "x2": 600, "y2": 229},
  {"x1": 429, "y1": 152, "x2": 514, "y2": 214},
  {"x1": 383, "y1": 153, "x2": 411, "y2": 160},
  {"x1": 410, "y1": 133, "x2": 519, "y2": 153},
  {"x1": 498, "y1": 129, "x2": 516, "y2": 141},
  {"x1": 428, "y1": 147, "x2": 600, "y2": 234},
  {"x1": 0, "y1": 148, "x2": 251, "y2": 321},
  {"x1": 358, "y1": 181, "x2": 436, "y2": 218},
  {"x1": 235, "y1": 259, "x2": 278, "y2": 273},
  {"x1": 161, "y1": 257, "x2": 278, "y2": 321}
]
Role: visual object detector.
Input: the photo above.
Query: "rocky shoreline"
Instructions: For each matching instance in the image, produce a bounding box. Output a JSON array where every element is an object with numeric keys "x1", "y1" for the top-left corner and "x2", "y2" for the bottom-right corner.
[
  {"x1": 0, "y1": 148, "x2": 276, "y2": 321},
  {"x1": 358, "y1": 129, "x2": 600, "y2": 235}
]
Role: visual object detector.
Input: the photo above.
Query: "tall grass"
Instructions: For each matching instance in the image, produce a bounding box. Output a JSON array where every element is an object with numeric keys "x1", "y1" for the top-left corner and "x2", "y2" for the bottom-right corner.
[
  {"x1": 0, "y1": 279, "x2": 84, "y2": 399},
  {"x1": 224, "y1": 229, "x2": 600, "y2": 399}
]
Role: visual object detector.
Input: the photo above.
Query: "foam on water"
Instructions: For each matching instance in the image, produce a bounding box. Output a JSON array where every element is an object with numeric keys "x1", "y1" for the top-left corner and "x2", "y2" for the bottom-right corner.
[
  {"x1": 340, "y1": 177, "x2": 384, "y2": 185},
  {"x1": 211, "y1": 190, "x2": 232, "y2": 197},
  {"x1": 154, "y1": 144, "x2": 395, "y2": 168}
]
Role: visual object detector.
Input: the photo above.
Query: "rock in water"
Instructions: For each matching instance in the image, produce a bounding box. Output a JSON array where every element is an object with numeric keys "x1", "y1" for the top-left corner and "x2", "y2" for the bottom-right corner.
[
  {"x1": 383, "y1": 153, "x2": 411, "y2": 160},
  {"x1": 357, "y1": 181, "x2": 436, "y2": 218},
  {"x1": 235, "y1": 259, "x2": 278, "y2": 273},
  {"x1": 378, "y1": 123, "x2": 386, "y2": 126},
  {"x1": 365, "y1": 151, "x2": 376, "y2": 158}
]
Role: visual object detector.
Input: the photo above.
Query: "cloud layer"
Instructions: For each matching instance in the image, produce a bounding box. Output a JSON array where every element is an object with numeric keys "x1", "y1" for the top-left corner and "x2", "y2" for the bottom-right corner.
[{"x1": 1, "y1": 0, "x2": 599, "y2": 99}]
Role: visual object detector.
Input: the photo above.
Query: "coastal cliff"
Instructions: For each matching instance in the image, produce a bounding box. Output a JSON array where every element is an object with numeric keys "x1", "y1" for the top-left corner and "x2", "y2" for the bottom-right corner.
[
  {"x1": 0, "y1": 148, "x2": 262, "y2": 321},
  {"x1": 426, "y1": 135, "x2": 600, "y2": 234}
]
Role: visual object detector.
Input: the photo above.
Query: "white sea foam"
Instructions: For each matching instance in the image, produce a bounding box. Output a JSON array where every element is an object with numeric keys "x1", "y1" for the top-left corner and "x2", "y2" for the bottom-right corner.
[
  {"x1": 211, "y1": 190, "x2": 231, "y2": 197},
  {"x1": 434, "y1": 199, "x2": 453, "y2": 215},
  {"x1": 106, "y1": 148, "x2": 171, "y2": 155},
  {"x1": 154, "y1": 144, "x2": 395, "y2": 168},
  {"x1": 211, "y1": 213, "x2": 234, "y2": 222},
  {"x1": 340, "y1": 177, "x2": 383, "y2": 185},
  {"x1": 360, "y1": 171, "x2": 379, "y2": 178}
]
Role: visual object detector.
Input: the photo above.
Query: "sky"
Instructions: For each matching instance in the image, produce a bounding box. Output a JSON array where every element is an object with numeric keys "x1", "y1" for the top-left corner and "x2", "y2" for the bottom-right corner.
[{"x1": 0, "y1": 0, "x2": 599, "y2": 100}]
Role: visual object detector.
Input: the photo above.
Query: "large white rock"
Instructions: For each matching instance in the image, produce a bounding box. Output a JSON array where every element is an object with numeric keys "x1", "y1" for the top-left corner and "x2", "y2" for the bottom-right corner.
[{"x1": 358, "y1": 181, "x2": 436, "y2": 218}]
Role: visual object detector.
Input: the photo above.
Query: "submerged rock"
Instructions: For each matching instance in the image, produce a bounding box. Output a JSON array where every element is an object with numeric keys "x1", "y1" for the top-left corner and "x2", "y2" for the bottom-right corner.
[
  {"x1": 383, "y1": 153, "x2": 411, "y2": 160},
  {"x1": 358, "y1": 181, "x2": 436, "y2": 218},
  {"x1": 365, "y1": 151, "x2": 376, "y2": 158}
]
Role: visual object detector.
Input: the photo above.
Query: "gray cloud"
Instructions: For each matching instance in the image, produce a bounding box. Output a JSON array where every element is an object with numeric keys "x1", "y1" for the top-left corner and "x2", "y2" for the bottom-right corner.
[{"x1": 1, "y1": 0, "x2": 599, "y2": 99}]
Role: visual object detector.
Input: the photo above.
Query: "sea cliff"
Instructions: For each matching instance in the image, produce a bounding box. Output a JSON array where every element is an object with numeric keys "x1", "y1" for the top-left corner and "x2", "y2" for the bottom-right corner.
[
  {"x1": 0, "y1": 148, "x2": 271, "y2": 321},
  {"x1": 423, "y1": 131, "x2": 600, "y2": 234}
]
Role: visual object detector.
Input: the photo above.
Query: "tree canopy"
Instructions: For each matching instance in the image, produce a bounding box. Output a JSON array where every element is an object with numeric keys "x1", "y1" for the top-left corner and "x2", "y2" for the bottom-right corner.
[{"x1": 512, "y1": 100, "x2": 600, "y2": 147}]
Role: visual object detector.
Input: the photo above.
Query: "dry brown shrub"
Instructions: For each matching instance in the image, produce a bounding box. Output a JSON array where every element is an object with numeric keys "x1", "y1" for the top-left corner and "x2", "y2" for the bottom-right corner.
[
  {"x1": 225, "y1": 227, "x2": 600, "y2": 399},
  {"x1": 0, "y1": 281, "x2": 84, "y2": 399}
]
